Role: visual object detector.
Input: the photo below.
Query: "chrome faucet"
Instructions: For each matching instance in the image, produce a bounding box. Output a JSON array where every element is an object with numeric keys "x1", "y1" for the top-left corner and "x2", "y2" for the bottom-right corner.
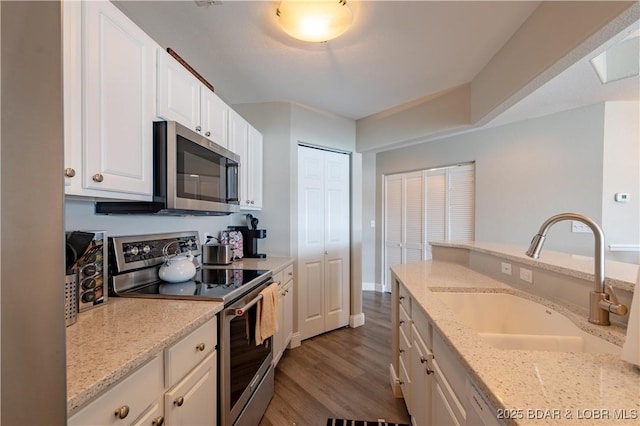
[{"x1": 526, "y1": 212, "x2": 628, "y2": 325}]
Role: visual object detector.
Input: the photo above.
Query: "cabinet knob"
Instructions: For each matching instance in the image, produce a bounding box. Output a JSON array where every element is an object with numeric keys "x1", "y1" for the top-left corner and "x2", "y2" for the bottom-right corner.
[
  {"x1": 205, "y1": 131, "x2": 211, "y2": 137},
  {"x1": 399, "y1": 320, "x2": 405, "y2": 325},
  {"x1": 195, "y1": 125, "x2": 202, "y2": 132},
  {"x1": 196, "y1": 342, "x2": 206, "y2": 351},
  {"x1": 64, "y1": 167, "x2": 76, "y2": 178},
  {"x1": 114, "y1": 405, "x2": 130, "y2": 419},
  {"x1": 399, "y1": 349, "x2": 404, "y2": 354},
  {"x1": 288, "y1": 272, "x2": 293, "y2": 276},
  {"x1": 152, "y1": 416, "x2": 165, "y2": 426},
  {"x1": 174, "y1": 396, "x2": 185, "y2": 407},
  {"x1": 92, "y1": 173, "x2": 104, "y2": 183},
  {"x1": 399, "y1": 296, "x2": 405, "y2": 301},
  {"x1": 425, "y1": 366, "x2": 434, "y2": 375}
]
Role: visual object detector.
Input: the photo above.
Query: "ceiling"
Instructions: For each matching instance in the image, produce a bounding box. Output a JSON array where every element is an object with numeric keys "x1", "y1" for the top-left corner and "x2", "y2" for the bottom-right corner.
[{"x1": 115, "y1": 1, "x2": 639, "y2": 136}]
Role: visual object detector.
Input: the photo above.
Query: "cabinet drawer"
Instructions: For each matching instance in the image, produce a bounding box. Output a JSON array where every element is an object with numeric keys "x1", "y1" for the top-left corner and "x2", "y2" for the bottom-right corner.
[
  {"x1": 283, "y1": 263, "x2": 294, "y2": 284},
  {"x1": 399, "y1": 284, "x2": 411, "y2": 315},
  {"x1": 399, "y1": 303, "x2": 411, "y2": 341},
  {"x1": 399, "y1": 355, "x2": 411, "y2": 409},
  {"x1": 399, "y1": 324, "x2": 411, "y2": 362},
  {"x1": 433, "y1": 331, "x2": 466, "y2": 408},
  {"x1": 165, "y1": 317, "x2": 217, "y2": 388},
  {"x1": 68, "y1": 354, "x2": 163, "y2": 426},
  {"x1": 411, "y1": 306, "x2": 432, "y2": 349},
  {"x1": 132, "y1": 398, "x2": 163, "y2": 426}
]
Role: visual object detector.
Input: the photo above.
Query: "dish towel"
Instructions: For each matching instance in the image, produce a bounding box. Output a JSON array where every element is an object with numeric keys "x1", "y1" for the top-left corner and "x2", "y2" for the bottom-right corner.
[{"x1": 256, "y1": 282, "x2": 279, "y2": 345}]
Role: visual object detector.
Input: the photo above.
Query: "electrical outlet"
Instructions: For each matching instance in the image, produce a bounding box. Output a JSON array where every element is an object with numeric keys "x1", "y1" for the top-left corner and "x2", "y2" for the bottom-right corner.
[
  {"x1": 519, "y1": 268, "x2": 533, "y2": 284},
  {"x1": 572, "y1": 221, "x2": 591, "y2": 233},
  {"x1": 500, "y1": 262, "x2": 512, "y2": 275}
]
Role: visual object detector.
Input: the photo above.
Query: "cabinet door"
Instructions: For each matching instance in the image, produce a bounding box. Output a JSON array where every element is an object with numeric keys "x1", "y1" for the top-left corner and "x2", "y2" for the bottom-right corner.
[
  {"x1": 411, "y1": 324, "x2": 433, "y2": 426},
  {"x1": 227, "y1": 109, "x2": 247, "y2": 156},
  {"x1": 271, "y1": 270, "x2": 285, "y2": 365},
  {"x1": 283, "y1": 274, "x2": 294, "y2": 347},
  {"x1": 164, "y1": 351, "x2": 217, "y2": 426},
  {"x1": 200, "y1": 88, "x2": 229, "y2": 147},
  {"x1": 156, "y1": 48, "x2": 201, "y2": 132},
  {"x1": 244, "y1": 126, "x2": 263, "y2": 210},
  {"x1": 432, "y1": 380, "x2": 460, "y2": 426},
  {"x1": 82, "y1": 0, "x2": 155, "y2": 196}
]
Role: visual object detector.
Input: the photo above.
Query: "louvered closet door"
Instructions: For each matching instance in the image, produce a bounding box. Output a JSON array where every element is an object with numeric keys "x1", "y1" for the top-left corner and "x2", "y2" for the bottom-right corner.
[
  {"x1": 448, "y1": 165, "x2": 475, "y2": 241},
  {"x1": 384, "y1": 164, "x2": 475, "y2": 288},
  {"x1": 404, "y1": 172, "x2": 426, "y2": 263},
  {"x1": 426, "y1": 171, "x2": 446, "y2": 260},
  {"x1": 384, "y1": 175, "x2": 403, "y2": 289}
]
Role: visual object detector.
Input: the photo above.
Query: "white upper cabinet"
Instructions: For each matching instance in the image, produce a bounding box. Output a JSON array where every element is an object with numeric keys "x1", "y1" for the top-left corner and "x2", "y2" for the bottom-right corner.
[
  {"x1": 229, "y1": 109, "x2": 263, "y2": 210},
  {"x1": 157, "y1": 49, "x2": 229, "y2": 149},
  {"x1": 63, "y1": 0, "x2": 157, "y2": 200}
]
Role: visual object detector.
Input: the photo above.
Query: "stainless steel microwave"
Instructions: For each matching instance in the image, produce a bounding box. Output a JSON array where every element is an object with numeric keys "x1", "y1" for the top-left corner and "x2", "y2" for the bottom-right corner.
[{"x1": 96, "y1": 121, "x2": 240, "y2": 216}]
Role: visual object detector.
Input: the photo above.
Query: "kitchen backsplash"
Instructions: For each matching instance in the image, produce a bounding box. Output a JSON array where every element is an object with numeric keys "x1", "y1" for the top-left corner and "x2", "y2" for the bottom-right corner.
[{"x1": 65, "y1": 199, "x2": 248, "y2": 241}]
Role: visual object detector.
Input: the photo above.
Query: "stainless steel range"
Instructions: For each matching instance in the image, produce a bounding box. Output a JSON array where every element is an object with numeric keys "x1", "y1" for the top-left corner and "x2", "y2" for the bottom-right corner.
[{"x1": 108, "y1": 231, "x2": 274, "y2": 426}]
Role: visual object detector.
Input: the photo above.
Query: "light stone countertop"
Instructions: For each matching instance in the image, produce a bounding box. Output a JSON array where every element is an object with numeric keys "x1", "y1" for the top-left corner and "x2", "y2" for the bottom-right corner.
[
  {"x1": 432, "y1": 241, "x2": 638, "y2": 292},
  {"x1": 391, "y1": 260, "x2": 640, "y2": 425},
  {"x1": 66, "y1": 256, "x2": 293, "y2": 417}
]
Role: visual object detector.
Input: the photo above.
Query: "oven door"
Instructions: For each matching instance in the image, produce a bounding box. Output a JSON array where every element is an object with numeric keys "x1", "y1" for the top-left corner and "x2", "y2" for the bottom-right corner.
[{"x1": 220, "y1": 281, "x2": 274, "y2": 426}]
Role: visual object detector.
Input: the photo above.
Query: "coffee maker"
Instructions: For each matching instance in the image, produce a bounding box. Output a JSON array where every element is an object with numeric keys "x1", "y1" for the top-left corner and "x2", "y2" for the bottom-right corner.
[{"x1": 228, "y1": 214, "x2": 266, "y2": 258}]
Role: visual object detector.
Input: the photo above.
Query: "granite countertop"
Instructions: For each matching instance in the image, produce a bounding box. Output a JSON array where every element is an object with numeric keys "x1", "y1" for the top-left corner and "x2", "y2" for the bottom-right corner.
[
  {"x1": 66, "y1": 256, "x2": 294, "y2": 417},
  {"x1": 391, "y1": 260, "x2": 640, "y2": 425}
]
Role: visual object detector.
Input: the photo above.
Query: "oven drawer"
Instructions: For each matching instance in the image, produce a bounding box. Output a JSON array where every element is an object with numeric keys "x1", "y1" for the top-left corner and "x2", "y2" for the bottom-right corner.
[{"x1": 165, "y1": 316, "x2": 217, "y2": 388}]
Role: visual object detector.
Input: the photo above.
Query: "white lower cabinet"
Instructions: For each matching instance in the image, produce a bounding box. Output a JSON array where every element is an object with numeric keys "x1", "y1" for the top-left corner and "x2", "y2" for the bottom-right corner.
[
  {"x1": 164, "y1": 351, "x2": 217, "y2": 426},
  {"x1": 272, "y1": 263, "x2": 295, "y2": 366},
  {"x1": 132, "y1": 400, "x2": 164, "y2": 426},
  {"x1": 394, "y1": 282, "x2": 500, "y2": 426},
  {"x1": 68, "y1": 317, "x2": 218, "y2": 426}
]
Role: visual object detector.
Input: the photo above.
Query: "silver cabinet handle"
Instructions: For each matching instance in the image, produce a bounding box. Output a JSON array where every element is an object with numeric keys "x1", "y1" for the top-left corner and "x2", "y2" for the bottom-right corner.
[
  {"x1": 205, "y1": 131, "x2": 211, "y2": 137},
  {"x1": 195, "y1": 125, "x2": 202, "y2": 132},
  {"x1": 152, "y1": 416, "x2": 165, "y2": 426},
  {"x1": 114, "y1": 405, "x2": 129, "y2": 419},
  {"x1": 174, "y1": 396, "x2": 184, "y2": 407},
  {"x1": 196, "y1": 342, "x2": 206, "y2": 351},
  {"x1": 92, "y1": 173, "x2": 104, "y2": 183},
  {"x1": 64, "y1": 168, "x2": 76, "y2": 178}
]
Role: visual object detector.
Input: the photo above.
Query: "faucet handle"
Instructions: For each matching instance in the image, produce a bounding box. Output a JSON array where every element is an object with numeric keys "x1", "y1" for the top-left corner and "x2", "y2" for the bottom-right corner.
[{"x1": 600, "y1": 284, "x2": 629, "y2": 316}]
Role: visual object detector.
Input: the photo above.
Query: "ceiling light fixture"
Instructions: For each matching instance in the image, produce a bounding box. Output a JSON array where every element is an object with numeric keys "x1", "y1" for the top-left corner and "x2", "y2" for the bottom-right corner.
[{"x1": 276, "y1": 0, "x2": 353, "y2": 43}]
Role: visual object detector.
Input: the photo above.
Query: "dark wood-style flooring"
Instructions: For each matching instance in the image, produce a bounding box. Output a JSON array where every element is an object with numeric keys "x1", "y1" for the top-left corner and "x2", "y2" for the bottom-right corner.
[{"x1": 259, "y1": 291, "x2": 410, "y2": 426}]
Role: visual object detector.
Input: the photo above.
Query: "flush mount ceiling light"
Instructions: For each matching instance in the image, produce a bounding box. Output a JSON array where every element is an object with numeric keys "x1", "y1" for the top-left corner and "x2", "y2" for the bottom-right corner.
[{"x1": 276, "y1": 0, "x2": 353, "y2": 43}]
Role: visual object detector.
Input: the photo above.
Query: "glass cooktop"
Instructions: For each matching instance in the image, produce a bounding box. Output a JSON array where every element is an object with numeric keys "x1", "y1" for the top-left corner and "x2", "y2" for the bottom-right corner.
[{"x1": 117, "y1": 268, "x2": 271, "y2": 304}]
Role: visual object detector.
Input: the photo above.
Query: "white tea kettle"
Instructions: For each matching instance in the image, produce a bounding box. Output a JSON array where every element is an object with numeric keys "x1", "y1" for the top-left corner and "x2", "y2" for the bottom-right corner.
[{"x1": 159, "y1": 242, "x2": 197, "y2": 283}]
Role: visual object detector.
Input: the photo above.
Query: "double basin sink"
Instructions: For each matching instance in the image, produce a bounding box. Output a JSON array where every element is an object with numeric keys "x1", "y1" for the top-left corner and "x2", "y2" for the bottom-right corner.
[{"x1": 433, "y1": 291, "x2": 621, "y2": 355}]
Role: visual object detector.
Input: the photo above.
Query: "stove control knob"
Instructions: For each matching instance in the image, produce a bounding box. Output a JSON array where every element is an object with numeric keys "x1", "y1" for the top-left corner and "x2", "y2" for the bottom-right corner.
[
  {"x1": 127, "y1": 246, "x2": 139, "y2": 256},
  {"x1": 142, "y1": 245, "x2": 151, "y2": 254}
]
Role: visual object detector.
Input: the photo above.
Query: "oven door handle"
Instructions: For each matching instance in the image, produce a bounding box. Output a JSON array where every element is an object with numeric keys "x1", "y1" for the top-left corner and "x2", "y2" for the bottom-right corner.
[{"x1": 230, "y1": 293, "x2": 263, "y2": 317}]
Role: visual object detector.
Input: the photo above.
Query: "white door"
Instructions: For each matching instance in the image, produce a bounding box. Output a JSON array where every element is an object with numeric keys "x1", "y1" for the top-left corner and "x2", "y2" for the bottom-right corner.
[{"x1": 298, "y1": 145, "x2": 350, "y2": 340}]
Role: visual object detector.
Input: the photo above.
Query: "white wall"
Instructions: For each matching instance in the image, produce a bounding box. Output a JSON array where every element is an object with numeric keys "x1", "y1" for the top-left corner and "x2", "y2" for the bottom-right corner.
[
  {"x1": 602, "y1": 101, "x2": 640, "y2": 263},
  {"x1": 65, "y1": 199, "x2": 247, "y2": 242},
  {"x1": 372, "y1": 103, "x2": 608, "y2": 286}
]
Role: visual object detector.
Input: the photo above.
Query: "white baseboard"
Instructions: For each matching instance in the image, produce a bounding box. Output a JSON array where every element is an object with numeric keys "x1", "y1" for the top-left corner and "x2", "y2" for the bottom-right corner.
[
  {"x1": 362, "y1": 281, "x2": 376, "y2": 291},
  {"x1": 289, "y1": 332, "x2": 302, "y2": 349},
  {"x1": 349, "y1": 312, "x2": 366, "y2": 328}
]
